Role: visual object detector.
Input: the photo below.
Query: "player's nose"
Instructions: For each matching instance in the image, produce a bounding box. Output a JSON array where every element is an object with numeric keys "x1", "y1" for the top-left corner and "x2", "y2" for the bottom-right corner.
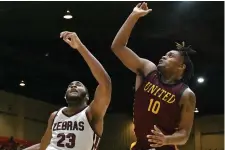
[
  {"x1": 71, "y1": 85, "x2": 77, "y2": 89},
  {"x1": 162, "y1": 56, "x2": 167, "y2": 60}
]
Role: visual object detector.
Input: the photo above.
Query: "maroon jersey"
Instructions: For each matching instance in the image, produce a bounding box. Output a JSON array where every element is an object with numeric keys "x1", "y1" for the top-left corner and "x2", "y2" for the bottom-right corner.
[{"x1": 133, "y1": 70, "x2": 188, "y2": 150}]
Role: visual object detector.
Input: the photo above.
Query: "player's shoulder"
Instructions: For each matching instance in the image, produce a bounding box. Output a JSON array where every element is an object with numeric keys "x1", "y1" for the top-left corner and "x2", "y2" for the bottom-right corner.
[
  {"x1": 49, "y1": 107, "x2": 65, "y2": 121},
  {"x1": 140, "y1": 58, "x2": 157, "y2": 76},
  {"x1": 50, "y1": 111, "x2": 58, "y2": 117},
  {"x1": 48, "y1": 111, "x2": 57, "y2": 123},
  {"x1": 183, "y1": 87, "x2": 195, "y2": 97},
  {"x1": 180, "y1": 87, "x2": 196, "y2": 104}
]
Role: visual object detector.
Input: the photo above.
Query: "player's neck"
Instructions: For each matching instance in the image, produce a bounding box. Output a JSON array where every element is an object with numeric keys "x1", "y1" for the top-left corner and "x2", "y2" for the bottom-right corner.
[
  {"x1": 161, "y1": 74, "x2": 181, "y2": 84},
  {"x1": 67, "y1": 103, "x2": 87, "y2": 114}
]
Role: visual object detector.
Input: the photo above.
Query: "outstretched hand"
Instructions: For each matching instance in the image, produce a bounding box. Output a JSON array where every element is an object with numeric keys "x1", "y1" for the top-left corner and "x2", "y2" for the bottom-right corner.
[
  {"x1": 146, "y1": 125, "x2": 167, "y2": 147},
  {"x1": 132, "y1": 2, "x2": 152, "y2": 17},
  {"x1": 60, "y1": 31, "x2": 83, "y2": 50}
]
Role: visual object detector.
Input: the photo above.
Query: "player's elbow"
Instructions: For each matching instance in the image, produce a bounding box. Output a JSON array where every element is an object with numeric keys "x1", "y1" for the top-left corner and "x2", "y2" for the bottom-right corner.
[
  {"x1": 103, "y1": 77, "x2": 112, "y2": 102},
  {"x1": 111, "y1": 41, "x2": 124, "y2": 52},
  {"x1": 179, "y1": 137, "x2": 188, "y2": 145},
  {"x1": 179, "y1": 133, "x2": 190, "y2": 145},
  {"x1": 100, "y1": 74, "x2": 112, "y2": 92},
  {"x1": 104, "y1": 76, "x2": 112, "y2": 92}
]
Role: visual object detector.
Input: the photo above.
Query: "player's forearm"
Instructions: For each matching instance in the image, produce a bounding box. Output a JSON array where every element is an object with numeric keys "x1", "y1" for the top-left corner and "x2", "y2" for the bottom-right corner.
[
  {"x1": 77, "y1": 44, "x2": 111, "y2": 86},
  {"x1": 23, "y1": 143, "x2": 40, "y2": 150},
  {"x1": 111, "y1": 12, "x2": 139, "y2": 49},
  {"x1": 165, "y1": 129, "x2": 189, "y2": 145}
]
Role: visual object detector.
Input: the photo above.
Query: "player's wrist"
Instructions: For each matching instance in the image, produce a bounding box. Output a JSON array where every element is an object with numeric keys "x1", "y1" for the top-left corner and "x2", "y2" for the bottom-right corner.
[
  {"x1": 164, "y1": 135, "x2": 172, "y2": 145},
  {"x1": 130, "y1": 12, "x2": 141, "y2": 19},
  {"x1": 75, "y1": 43, "x2": 85, "y2": 51}
]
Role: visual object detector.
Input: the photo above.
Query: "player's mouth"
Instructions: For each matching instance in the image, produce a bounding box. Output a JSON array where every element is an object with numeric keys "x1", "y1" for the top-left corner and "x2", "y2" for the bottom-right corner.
[
  {"x1": 70, "y1": 89, "x2": 78, "y2": 93},
  {"x1": 159, "y1": 59, "x2": 163, "y2": 64}
]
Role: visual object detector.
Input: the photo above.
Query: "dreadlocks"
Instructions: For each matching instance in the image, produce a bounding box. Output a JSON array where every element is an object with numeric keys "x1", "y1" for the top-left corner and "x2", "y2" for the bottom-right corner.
[{"x1": 175, "y1": 42, "x2": 196, "y2": 84}]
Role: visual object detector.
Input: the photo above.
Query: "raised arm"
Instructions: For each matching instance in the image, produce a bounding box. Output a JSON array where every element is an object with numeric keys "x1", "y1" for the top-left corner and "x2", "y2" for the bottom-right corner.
[
  {"x1": 60, "y1": 31, "x2": 111, "y2": 121},
  {"x1": 111, "y1": 2, "x2": 156, "y2": 76}
]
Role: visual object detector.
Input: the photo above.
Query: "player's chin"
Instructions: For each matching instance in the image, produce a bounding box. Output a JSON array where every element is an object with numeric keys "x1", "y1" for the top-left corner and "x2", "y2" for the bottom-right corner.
[
  {"x1": 67, "y1": 94, "x2": 80, "y2": 100},
  {"x1": 69, "y1": 92, "x2": 79, "y2": 97},
  {"x1": 157, "y1": 64, "x2": 164, "y2": 69}
]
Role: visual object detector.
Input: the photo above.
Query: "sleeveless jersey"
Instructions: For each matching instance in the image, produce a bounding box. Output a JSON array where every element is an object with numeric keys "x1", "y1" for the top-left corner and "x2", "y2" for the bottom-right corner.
[
  {"x1": 46, "y1": 106, "x2": 100, "y2": 150},
  {"x1": 133, "y1": 70, "x2": 188, "y2": 150}
]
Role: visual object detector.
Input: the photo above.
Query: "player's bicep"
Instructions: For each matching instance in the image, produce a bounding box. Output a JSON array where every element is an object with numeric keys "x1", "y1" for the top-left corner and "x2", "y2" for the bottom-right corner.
[
  {"x1": 178, "y1": 89, "x2": 196, "y2": 136},
  {"x1": 112, "y1": 46, "x2": 156, "y2": 75},
  {"x1": 88, "y1": 84, "x2": 112, "y2": 120},
  {"x1": 40, "y1": 111, "x2": 56, "y2": 150}
]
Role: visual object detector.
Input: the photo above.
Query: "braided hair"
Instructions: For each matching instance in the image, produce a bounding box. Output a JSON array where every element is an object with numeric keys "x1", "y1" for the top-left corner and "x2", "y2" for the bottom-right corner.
[{"x1": 175, "y1": 41, "x2": 196, "y2": 84}]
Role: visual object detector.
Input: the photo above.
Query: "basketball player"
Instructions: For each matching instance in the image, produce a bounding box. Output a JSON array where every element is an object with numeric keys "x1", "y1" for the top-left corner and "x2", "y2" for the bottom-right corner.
[
  {"x1": 111, "y1": 2, "x2": 196, "y2": 150},
  {"x1": 24, "y1": 31, "x2": 112, "y2": 150}
]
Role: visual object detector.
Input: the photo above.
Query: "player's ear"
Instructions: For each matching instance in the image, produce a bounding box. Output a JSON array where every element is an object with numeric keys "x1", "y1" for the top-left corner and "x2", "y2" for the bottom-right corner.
[
  {"x1": 179, "y1": 64, "x2": 186, "y2": 70},
  {"x1": 85, "y1": 94, "x2": 89, "y2": 101}
]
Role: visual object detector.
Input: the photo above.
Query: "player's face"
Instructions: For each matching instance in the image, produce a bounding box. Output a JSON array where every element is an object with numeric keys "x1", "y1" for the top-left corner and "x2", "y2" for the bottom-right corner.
[
  {"x1": 65, "y1": 81, "x2": 87, "y2": 101},
  {"x1": 157, "y1": 50, "x2": 184, "y2": 73}
]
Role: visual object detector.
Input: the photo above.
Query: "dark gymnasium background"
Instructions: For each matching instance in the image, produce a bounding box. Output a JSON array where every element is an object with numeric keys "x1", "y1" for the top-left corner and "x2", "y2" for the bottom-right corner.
[{"x1": 0, "y1": 1, "x2": 223, "y2": 150}]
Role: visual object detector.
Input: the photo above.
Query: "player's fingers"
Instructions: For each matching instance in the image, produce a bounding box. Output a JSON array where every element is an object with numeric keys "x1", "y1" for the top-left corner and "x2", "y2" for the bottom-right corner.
[
  {"x1": 62, "y1": 32, "x2": 72, "y2": 40},
  {"x1": 148, "y1": 138, "x2": 162, "y2": 144},
  {"x1": 151, "y1": 130, "x2": 162, "y2": 136},
  {"x1": 147, "y1": 9, "x2": 152, "y2": 13},
  {"x1": 136, "y1": 3, "x2": 141, "y2": 8},
  {"x1": 147, "y1": 135, "x2": 162, "y2": 141},
  {"x1": 61, "y1": 31, "x2": 69, "y2": 38},
  {"x1": 60, "y1": 31, "x2": 67, "y2": 38},
  {"x1": 143, "y1": 2, "x2": 148, "y2": 10},
  {"x1": 150, "y1": 143, "x2": 163, "y2": 147},
  {"x1": 154, "y1": 125, "x2": 162, "y2": 133},
  {"x1": 140, "y1": 2, "x2": 147, "y2": 9},
  {"x1": 64, "y1": 33, "x2": 73, "y2": 40},
  {"x1": 63, "y1": 38, "x2": 71, "y2": 45}
]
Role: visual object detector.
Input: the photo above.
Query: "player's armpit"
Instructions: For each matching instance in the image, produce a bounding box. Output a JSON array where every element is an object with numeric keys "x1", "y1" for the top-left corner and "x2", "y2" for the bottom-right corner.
[
  {"x1": 111, "y1": 46, "x2": 156, "y2": 76},
  {"x1": 39, "y1": 111, "x2": 57, "y2": 150},
  {"x1": 88, "y1": 84, "x2": 112, "y2": 121},
  {"x1": 165, "y1": 88, "x2": 196, "y2": 145}
]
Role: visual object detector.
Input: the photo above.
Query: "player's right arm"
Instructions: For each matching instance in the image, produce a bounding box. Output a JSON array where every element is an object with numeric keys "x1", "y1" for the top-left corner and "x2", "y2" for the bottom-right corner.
[
  {"x1": 22, "y1": 143, "x2": 40, "y2": 150},
  {"x1": 39, "y1": 111, "x2": 57, "y2": 150},
  {"x1": 111, "y1": 2, "x2": 156, "y2": 76}
]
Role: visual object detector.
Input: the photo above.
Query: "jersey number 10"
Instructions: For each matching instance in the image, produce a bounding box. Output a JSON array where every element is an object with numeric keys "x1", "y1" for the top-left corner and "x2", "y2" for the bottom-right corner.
[
  {"x1": 148, "y1": 98, "x2": 160, "y2": 114},
  {"x1": 57, "y1": 133, "x2": 76, "y2": 148}
]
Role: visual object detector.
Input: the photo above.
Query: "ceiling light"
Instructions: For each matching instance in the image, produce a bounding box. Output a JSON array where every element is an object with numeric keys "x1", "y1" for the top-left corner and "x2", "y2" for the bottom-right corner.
[
  {"x1": 64, "y1": 10, "x2": 73, "y2": 19},
  {"x1": 194, "y1": 108, "x2": 199, "y2": 113},
  {"x1": 20, "y1": 80, "x2": 25, "y2": 87},
  {"x1": 197, "y1": 77, "x2": 204, "y2": 83}
]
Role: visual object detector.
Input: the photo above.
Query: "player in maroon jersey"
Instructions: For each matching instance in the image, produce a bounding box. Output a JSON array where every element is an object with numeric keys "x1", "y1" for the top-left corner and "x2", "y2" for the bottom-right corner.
[{"x1": 111, "y1": 2, "x2": 196, "y2": 150}]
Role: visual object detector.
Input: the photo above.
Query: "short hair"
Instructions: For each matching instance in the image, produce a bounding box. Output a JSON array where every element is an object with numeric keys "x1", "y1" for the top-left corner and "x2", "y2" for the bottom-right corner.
[{"x1": 175, "y1": 42, "x2": 196, "y2": 84}]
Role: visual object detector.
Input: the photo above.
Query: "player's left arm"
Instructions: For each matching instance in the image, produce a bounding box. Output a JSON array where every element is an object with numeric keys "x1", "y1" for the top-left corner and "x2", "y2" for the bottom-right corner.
[
  {"x1": 60, "y1": 31, "x2": 112, "y2": 121},
  {"x1": 78, "y1": 45, "x2": 112, "y2": 120},
  {"x1": 165, "y1": 88, "x2": 196, "y2": 145},
  {"x1": 22, "y1": 143, "x2": 40, "y2": 150}
]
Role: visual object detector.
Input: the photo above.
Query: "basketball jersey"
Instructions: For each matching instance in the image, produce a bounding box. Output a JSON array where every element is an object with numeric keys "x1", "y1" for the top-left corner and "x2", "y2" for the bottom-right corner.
[
  {"x1": 133, "y1": 70, "x2": 188, "y2": 150},
  {"x1": 46, "y1": 106, "x2": 100, "y2": 150}
]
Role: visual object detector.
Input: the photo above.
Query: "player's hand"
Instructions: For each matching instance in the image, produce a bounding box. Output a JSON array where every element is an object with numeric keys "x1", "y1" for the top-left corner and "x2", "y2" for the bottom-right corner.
[
  {"x1": 132, "y1": 2, "x2": 152, "y2": 18},
  {"x1": 60, "y1": 31, "x2": 83, "y2": 50},
  {"x1": 146, "y1": 125, "x2": 166, "y2": 147}
]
